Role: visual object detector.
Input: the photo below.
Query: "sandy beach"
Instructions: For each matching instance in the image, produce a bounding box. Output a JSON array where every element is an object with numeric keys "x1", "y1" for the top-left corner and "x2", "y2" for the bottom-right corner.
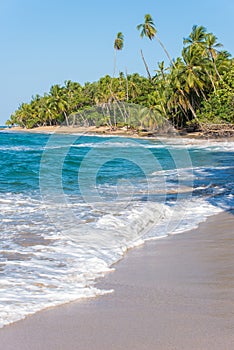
[
  {"x1": 0, "y1": 210, "x2": 233, "y2": 349},
  {"x1": 6, "y1": 125, "x2": 234, "y2": 143},
  {"x1": 7, "y1": 125, "x2": 141, "y2": 137}
]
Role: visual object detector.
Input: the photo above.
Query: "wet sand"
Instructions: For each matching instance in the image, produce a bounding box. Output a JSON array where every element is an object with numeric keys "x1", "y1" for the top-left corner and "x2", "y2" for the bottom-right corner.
[{"x1": 0, "y1": 211, "x2": 234, "y2": 349}]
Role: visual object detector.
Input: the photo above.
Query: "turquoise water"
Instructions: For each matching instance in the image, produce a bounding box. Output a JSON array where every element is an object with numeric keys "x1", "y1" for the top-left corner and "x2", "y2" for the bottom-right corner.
[{"x1": 0, "y1": 131, "x2": 234, "y2": 327}]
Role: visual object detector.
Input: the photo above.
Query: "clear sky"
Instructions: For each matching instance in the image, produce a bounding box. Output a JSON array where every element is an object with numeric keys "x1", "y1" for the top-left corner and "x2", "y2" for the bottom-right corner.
[{"x1": 0, "y1": 0, "x2": 233, "y2": 124}]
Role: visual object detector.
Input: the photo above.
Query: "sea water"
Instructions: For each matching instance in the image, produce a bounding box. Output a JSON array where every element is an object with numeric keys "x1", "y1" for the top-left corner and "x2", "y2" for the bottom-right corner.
[{"x1": 0, "y1": 131, "x2": 233, "y2": 328}]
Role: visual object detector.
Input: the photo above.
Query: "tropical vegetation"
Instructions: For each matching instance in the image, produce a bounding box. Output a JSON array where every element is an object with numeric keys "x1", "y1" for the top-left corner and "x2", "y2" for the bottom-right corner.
[{"x1": 6, "y1": 15, "x2": 234, "y2": 133}]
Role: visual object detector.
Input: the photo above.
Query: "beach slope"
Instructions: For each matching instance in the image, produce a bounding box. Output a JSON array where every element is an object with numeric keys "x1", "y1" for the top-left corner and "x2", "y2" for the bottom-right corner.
[{"x1": 0, "y1": 211, "x2": 234, "y2": 350}]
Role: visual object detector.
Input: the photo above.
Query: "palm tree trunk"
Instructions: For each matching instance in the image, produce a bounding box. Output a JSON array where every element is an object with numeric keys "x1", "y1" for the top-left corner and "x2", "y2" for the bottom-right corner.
[
  {"x1": 180, "y1": 89, "x2": 202, "y2": 127},
  {"x1": 212, "y1": 57, "x2": 222, "y2": 80},
  {"x1": 205, "y1": 68, "x2": 216, "y2": 92},
  {"x1": 156, "y1": 36, "x2": 175, "y2": 68},
  {"x1": 125, "y1": 68, "x2": 129, "y2": 101},
  {"x1": 63, "y1": 111, "x2": 69, "y2": 127},
  {"x1": 140, "y1": 49, "x2": 152, "y2": 80},
  {"x1": 113, "y1": 102, "x2": 117, "y2": 128},
  {"x1": 108, "y1": 85, "x2": 127, "y2": 123},
  {"x1": 208, "y1": 50, "x2": 221, "y2": 80},
  {"x1": 199, "y1": 88, "x2": 208, "y2": 101},
  {"x1": 121, "y1": 101, "x2": 129, "y2": 124},
  {"x1": 113, "y1": 49, "x2": 117, "y2": 77}
]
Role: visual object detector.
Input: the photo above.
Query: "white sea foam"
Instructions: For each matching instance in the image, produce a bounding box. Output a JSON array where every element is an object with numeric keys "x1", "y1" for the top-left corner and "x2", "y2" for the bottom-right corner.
[
  {"x1": 68, "y1": 138, "x2": 234, "y2": 153},
  {"x1": 156, "y1": 137, "x2": 234, "y2": 152},
  {"x1": 0, "y1": 189, "x2": 229, "y2": 328},
  {"x1": 0, "y1": 146, "x2": 38, "y2": 151}
]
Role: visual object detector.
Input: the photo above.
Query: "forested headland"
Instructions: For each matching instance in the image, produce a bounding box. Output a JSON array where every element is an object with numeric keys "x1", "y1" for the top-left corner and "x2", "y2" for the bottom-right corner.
[{"x1": 6, "y1": 15, "x2": 234, "y2": 135}]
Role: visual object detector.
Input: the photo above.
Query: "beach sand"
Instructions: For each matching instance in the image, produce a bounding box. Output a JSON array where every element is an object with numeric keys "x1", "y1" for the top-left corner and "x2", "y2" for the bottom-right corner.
[
  {"x1": 0, "y1": 211, "x2": 234, "y2": 349},
  {"x1": 7, "y1": 125, "x2": 140, "y2": 137},
  {"x1": 7, "y1": 125, "x2": 234, "y2": 142}
]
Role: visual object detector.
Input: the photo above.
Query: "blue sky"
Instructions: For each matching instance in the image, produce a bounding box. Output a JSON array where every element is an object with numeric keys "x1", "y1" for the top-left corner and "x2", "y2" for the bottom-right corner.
[{"x1": 0, "y1": 0, "x2": 233, "y2": 124}]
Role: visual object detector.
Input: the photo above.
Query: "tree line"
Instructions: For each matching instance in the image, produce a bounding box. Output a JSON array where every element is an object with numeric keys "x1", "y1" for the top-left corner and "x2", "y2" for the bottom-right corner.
[{"x1": 6, "y1": 14, "x2": 234, "y2": 131}]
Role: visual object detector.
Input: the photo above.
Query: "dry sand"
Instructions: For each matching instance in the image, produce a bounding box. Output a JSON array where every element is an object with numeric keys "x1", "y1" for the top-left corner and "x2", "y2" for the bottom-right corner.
[
  {"x1": 7, "y1": 125, "x2": 140, "y2": 137},
  {"x1": 0, "y1": 211, "x2": 234, "y2": 349}
]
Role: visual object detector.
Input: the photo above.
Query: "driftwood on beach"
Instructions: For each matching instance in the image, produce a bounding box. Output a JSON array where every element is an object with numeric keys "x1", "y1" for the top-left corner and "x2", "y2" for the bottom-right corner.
[{"x1": 201, "y1": 123, "x2": 234, "y2": 137}]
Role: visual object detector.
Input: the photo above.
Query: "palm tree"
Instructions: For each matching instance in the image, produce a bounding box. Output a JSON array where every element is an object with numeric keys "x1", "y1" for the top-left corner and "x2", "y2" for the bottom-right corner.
[
  {"x1": 183, "y1": 25, "x2": 207, "y2": 53},
  {"x1": 49, "y1": 85, "x2": 70, "y2": 126},
  {"x1": 154, "y1": 61, "x2": 167, "y2": 80},
  {"x1": 16, "y1": 103, "x2": 32, "y2": 128},
  {"x1": 215, "y1": 50, "x2": 232, "y2": 76},
  {"x1": 183, "y1": 26, "x2": 223, "y2": 86},
  {"x1": 113, "y1": 32, "x2": 124, "y2": 77},
  {"x1": 137, "y1": 14, "x2": 174, "y2": 75},
  {"x1": 205, "y1": 33, "x2": 223, "y2": 79},
  {"x1": 137, "y1": 14, "x2": 156, "y2": 40},
  {"x1": 169, "y1": 57, "x2": 203, "y2": 127},
  {"x1": 136, "y1": 14, "x2": 155, "y2": 79},
  {"x1": 181, "y1": 46, "x2": 208, "y2": 100}
]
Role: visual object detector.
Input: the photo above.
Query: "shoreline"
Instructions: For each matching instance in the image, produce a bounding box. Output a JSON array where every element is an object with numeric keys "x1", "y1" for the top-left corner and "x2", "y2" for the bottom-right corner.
[
  {"x1": 5, "y1": 125, "x2": 234, "y2": 141},
  {"x1": 2, "y1": 126, "x2": 234, "y2": 142},
  {"x1": 0, "y1": 210, "x2": 234, "y2": 349}
]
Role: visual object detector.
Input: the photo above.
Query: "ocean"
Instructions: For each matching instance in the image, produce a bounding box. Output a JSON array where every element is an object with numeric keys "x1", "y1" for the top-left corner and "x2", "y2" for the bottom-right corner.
[{"x1": 0, "y1": 130, "x2": 234, "y2": 328}]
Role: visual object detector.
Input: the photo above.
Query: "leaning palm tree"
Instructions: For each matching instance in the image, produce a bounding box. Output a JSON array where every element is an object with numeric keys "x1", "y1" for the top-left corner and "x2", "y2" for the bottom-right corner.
[
  {"x1": 137, "y1": 14, "x2": 156, "y2": 40},
  {"x1": 137, "y1": 14, "x2": 174, "y2": 78},
  {"x1": 136, "y1": 14, "x2": 154, "y2": 79},
  {"x1": 113, "y1": 32, "x2": 124, "y2": 77}
]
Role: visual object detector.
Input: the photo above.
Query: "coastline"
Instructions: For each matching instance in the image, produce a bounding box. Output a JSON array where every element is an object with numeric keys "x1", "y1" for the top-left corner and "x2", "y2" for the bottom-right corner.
[
  {"x1": 0, "y1": 210, "x2": 234, "y2": 349},
  {"x1": 5, "y1": 125, "x2": 234, "y2": 142},
  {"x1": 4, "y1": 125, "x2": 141, "y2": 137}
]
